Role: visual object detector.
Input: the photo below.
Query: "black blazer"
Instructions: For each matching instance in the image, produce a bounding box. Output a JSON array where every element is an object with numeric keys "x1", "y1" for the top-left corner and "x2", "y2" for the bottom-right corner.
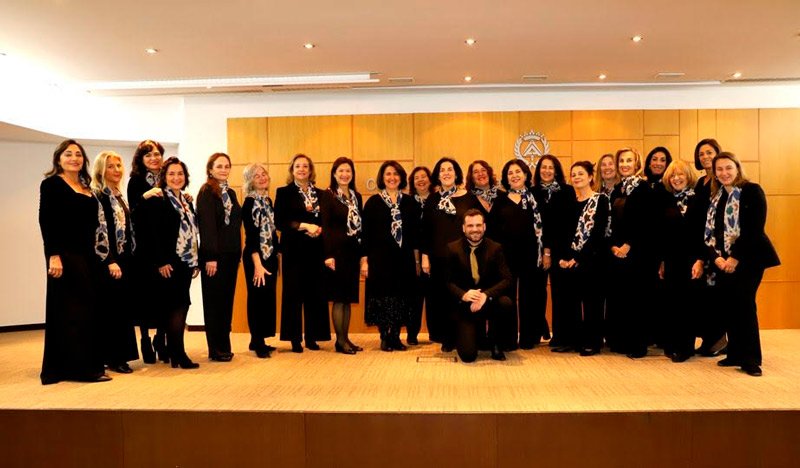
[
  {"x1": 137, "y1": 193, "x2": 196, "y2": 270},
  {"x1": 196, "y1": 183, "x2": 242, "y2": 262},
  {"x1": 320, "y1": 188, "x2": 364, "y2": 261},
  {"x1": 706, "y1": 182, "x2": 780, "y2": 270},
  {"x1": 445, "y1": 237, "x2": 512, "y2": 303}
]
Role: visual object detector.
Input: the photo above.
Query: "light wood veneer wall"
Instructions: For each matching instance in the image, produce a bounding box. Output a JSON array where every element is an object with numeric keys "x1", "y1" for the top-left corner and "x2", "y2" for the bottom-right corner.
[{"x1": 226, "y1": 109, "x2": 800, "y2": 333}]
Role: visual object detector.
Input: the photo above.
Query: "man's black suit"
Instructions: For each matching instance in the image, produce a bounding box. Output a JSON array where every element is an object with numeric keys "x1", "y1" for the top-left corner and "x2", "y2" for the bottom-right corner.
[{"x1": 445, "y1": 237, "x2": 513, "y2": 362}]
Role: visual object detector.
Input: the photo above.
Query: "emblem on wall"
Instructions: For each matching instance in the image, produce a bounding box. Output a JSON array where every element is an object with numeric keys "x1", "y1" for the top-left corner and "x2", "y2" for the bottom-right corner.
[{"x1": 514, "y1": 130, "x2": 550, "y2": 168}]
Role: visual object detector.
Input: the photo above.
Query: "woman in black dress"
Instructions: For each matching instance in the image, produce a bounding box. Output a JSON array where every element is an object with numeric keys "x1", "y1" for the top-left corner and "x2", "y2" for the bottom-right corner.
[
  {"x1": 321, "y1": 157, "x2": 364, "y2": 355},
  {"x1": 407, "y1": 166, "x2": 433, "y2": 345},
  {"x1": 90, "y1": 151, "x2": 138, "y2": 373},
  {"x1": 127, "y1": 140, "x2": 166, "y2": 364},
  {"x1": 138, "y1": 157, "x2": 200, "y2": 369},
  {"x1": 39, "y1": 139, "x2": 111, "y2": 384},
  {"x1": 197, "y1": 153, "x2": 242, "y2": 362},
  {"x1": 658, "y1": 160, "x2": 704, "y2": 363},
  {"x1": 692, "y1": 138, "x2": 728, "y2": 356},
  {"x1": 551, "y1": 161, "x2": 610, "y2": 356},
  {"x1": 274, "y1": 154, "x2": 331, "y2": 353},
  {"x1": 607, "y1": 148, "x2": 655, "y2": 358},
  {"x1": 532, "y1": 155, "x2": 574, "y2": 348},
  {"x1": 490, "y1": 159, "x2": 550, "y2": 350},
  {"x1": 704, "y1": 153, "x2": 779, "y2": 376},
  {"x1": 241, "y1": 163, "x2": 279, "y2": 358},
  {"x1": 594, "y1": 153, "x2": 619, "y2": 196},
  {"x1": 362, "y1": 161, "x2": 420, "y2": 351},
  {"x1": 420, "y1": 157, "x2": 479, "y2": 351}
]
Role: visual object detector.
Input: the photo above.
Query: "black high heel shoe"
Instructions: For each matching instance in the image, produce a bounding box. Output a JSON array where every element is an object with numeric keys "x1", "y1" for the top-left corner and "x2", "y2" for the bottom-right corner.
[
  {"x1": 335, "y1": 342, "x2": 357, "y2": 355},
  {"x1": 390, "y1": 337, "x2": 407, "y2": 351},
  {"x1": 171, "y1": 355, "x2": 199, "y2": 369},
  {"x1": 346, "y1": 340, "x2": 363, "y2": 352},
  {"x1": 291, "y1": 341, "x2": 303, "y2": 353},
  {"x1": 305, "y1": 341, "x2": 320, "y2": 351},
  {"x1": 153, "y1": 336, "x2": 170, "y2": 363},
  {"x1": 140, "y1": 336, "x2": 156, "y2": 364}
]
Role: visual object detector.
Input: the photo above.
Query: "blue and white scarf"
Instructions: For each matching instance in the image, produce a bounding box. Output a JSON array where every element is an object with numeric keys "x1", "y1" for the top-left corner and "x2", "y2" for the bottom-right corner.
[
  {"x1": 472, "y1": 186, "x2": 500, "y2": 209},
  {"x1": 704, "y1": 187, "x2": 741, "y2": 286},
  {"x1": 94, "y1": 194, "x2": 110, "y2": 261},
  {"x1": 335, "y1": 187, "x2": 362, "y2": 240},
  {"x1": 250, "y1": 193, "x2": 275, "y2": 261},
  {"x1": 509, "y1": 187, "x2": 545, "y2": 267},
  {"x1": 220, "y1": 182, "x2": 232, "y2": 226},
  {"x1": 571, "y1": 193, "x2": 610, "y2": 252},
  {"x1": 436, "y1": 185, "x2": 457, "y2": 215},
  {"x1": 102, "y1": 188, "x2": 130, "y2": 255},
  {"x1": 295, "y1": 180, "x2": 320, "y2": 219},
  {"x1": 540, "y1": 181, "x2": 561, "y2": 203},
  {"x1": 165, "y1": 189, "x2": 199, "y2": 268},
  {"x1": 380, "y1": 190, "x2": 403, "y2": 247},
  {"x1": 674, "y1": 187, "x2": 695, "y2": 216}
]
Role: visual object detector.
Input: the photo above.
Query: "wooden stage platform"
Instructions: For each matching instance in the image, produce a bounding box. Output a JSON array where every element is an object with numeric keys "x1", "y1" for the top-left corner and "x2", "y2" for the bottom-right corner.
[{"x1": 1, "y1": 329, "x2": 799, "y2": 467}]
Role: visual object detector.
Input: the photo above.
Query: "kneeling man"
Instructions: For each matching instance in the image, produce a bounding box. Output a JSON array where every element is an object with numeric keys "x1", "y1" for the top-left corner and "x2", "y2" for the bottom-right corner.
[{"x1": 445, "y1": 209, "x2": 513, "y2": 362}]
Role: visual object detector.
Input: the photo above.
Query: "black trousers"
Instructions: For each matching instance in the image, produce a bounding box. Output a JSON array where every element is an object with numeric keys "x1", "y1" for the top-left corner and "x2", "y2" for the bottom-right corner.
[
  {"x1": 99, "y1": 258, "x2": 139, "y2": 364},
  {"x1": 663, "y1": 263, "x2": 702, "y2": 357},
  {"x1": 243, "y1": 258, "x2": 277, "y2": 343},
  {"x1": 551, "y1": 265, "x2": 604, "y2": 350},
  {"x1": 714, "y1": 267, "x2": 764, "y2": 366},
  {"x1": 280, "y1": 253, "x2": 331, "y2": 343},
  {"x1": 503, "y1": 266, "x2": 547, "y2": 348},
  {"x1": 606, "y1": 255, "x2": 650, "y2": 355},
  {"x1": 407, "y1": 271, "x2": 431, "y2": 340},
  {"x1": 428, "y1": 256, "x2": 455, "y2": 345},
  {"x1": 456, "y1": 296, "x2": 513, "y2": 363},
  {"x1": 200, "y1": 253, "x2": 240, "y2": 355}
]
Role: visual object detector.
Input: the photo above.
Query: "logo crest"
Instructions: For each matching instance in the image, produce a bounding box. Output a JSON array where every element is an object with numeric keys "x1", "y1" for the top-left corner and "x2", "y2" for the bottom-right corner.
[{"x1": 514, "y1": 130, "x2": 550, "y2": 168}]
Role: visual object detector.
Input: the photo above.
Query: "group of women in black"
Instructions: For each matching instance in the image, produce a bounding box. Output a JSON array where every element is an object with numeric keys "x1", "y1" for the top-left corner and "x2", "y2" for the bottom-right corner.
[{"x1": 38, "y1": 136, "x2": 779, "y2": 384}]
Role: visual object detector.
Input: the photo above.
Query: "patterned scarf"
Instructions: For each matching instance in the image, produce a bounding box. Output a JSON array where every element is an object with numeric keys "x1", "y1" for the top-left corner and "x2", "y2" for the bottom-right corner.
[
  {"x1": 335, "y1": 187, "x2": 362, "y2": 240},
  {"x1": 600, "y1": 184, "x2": 615, "y2": 196},
  {"x1": 414, "y1": 194, "x2": 427, "y2": 217},
  {"x1": 508, "y1": 187, "x2": 545, "y2": 267},
  {"x1": 94, "y1": 194, "x2": 110, "y2": 261},
  {"x1": 295, "y1": 180, "x2": 320, "y2": 219},
  {"x1": 102, "y1": 188, "x2": 129, "y2": 255},
  {"x1": 704, "y1": 187, "x2": 742, "y2": 286},
  {"x1": 436, "y1": 185, "x2": 457, "y2": 215},
  {"x1": 165, "y1": 189, "x2": 199, "y2": 268},
  {"x1": 571, "y1": 193, "x2": 610, "y2": 252},
  {"x1": 379, "y1": 190, "x2": 403, "y2": 247},
  {"x1": 620, "y1": 175, "x2": 644, "y2": 196},
  {"x1": 145, "y1": 170, "x2": 159, "y2": 187},
  {"x1": 540, "y1": 181, "x2": 561, "y2": 203},
  {"x1": 250, "y1": 193, "x2": 275, "y2": 261},
  {"x1": 674, "y1": 187, "x2": 695, "y2": 216},
  {"x1": 472, "y1": 186, "x2": 499, "y2": 209},
  {"x1": 220, "y1": 181, "x2": 232, "y2": 226}
]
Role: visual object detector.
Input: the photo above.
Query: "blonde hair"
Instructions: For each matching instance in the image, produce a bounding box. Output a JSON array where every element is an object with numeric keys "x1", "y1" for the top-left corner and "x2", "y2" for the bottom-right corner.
[
  {"x1": 662, "y1": 160, "x2": 698, "y2": 193},
  {"x1": 243, "y1": 163, "x2": 270, "y2": 198},
  {"x1": 90, "y1": 151, "x2": 123, "y2": 192},
  {"x1": 593, "y1": 153, "x2": 619, "y2": 191},
  {"x1": 615, "y1": 147, "x2": 643, "y2": 177}
]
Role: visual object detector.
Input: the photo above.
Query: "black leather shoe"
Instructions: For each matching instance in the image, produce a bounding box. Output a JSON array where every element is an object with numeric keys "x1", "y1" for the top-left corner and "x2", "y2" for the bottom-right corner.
[
  {"x1": 291, "y1": 341, "x2": 303, "y2": 353},
  {"x1": 209, "y1": 352, "x2": 233, "y2": 362},
  {"x1": 335, "y1": 342, "x2": 356, "y2": 355},
  {"x1": 391, "y1": 337, "x2": 407, "y2": 351},
  {"x1": 579, "y1": 348, "x2": 599, "y2": 357},
  {"x1": 552, "y1": 345, "x2": 575, "y2": 353},
  {"x1": 346, "y1": 340, "x2": 363, "y2": 352},
  {"x1": 407, "y1": 336, "x2": 419, "y2": 346},
  {"x1": 627, "y1": 349, "x2": 647, "y2": 359},
  {"x1": 108, "y1": 363, "x2": 134, "y2": 374},
  {"x1": 254, "y1": 345, "x2": 271, "y2": 359},
  {"x1": 380, "y1": 339, "x2": 393, "y2": 352},
  {"x1": 305, "y1": 341, "x2": 320, "y2": 351},
  {"x1": 85, "y1": 373, "x2": 112, "y2": 382},
  {"x1": 742, "y1": 364, "x2": 762, "y2": 377},
  {"x1": 519, "y1": 341, "x2": 537, "y2": 350},
  {"x1": 441, "y1": 343, "x2": 454, "y2": 352},
  {"x1": 671, "y1": 353, "x2": 691, "y2": 363},
  {"x1": 717, "y1": 357, "x2": 740, "y2": 367},
  {"x1": 172, "y1": 356, "x2": 199, "y2": 369},
  {"x1": 491, "y1": 346, "x2": 506, "y2": 361}
]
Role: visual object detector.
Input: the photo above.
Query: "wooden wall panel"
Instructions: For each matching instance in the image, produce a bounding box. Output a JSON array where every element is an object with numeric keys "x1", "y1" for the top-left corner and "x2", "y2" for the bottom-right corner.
[
  {"x1": 353, "y1": 114, "x2": 413, "y2": 162},
  {"x1": 572, "y1": 140, "x2": 643, "y2": 162},
  {"x1": 227, "y1": 118, "x2": 269, "y2": 164},
  {"x1": 268, "y1": 115, "x2": 352, "y2": 164},
  {"x1": 678, "y1": 109, "x2": 698, "y2": 161},
  {"x1": 479, "y1": 112, "x2": 519, "y2": 171},
  {"x1": 572, "y1": 110, "x2": 643, "y2": 140},
  {"x1": 697, "y1": 109, "x2": 716, "y2": 139},
  {"x1": 757, "y1": 282, "x2": 800, "y2": 329},
  {"x1": 518, "y1": 111, "x2": 572, "y2": 140},
  {"x1": 414, "y1": 112, "x2": 482, "y2": 170},
  {"x1": 644, "y1": 110, "x2": 679, "y2": 135},
  {"x1": 763, "y1": 195, "x2": 799, "y2": 283},
  {"x1": 758, "y1": 108, "x2": 800, "y2": 195},
  {"x1": 742, "y1": 162, "x2": 759, "y2": 184},
  {"x1": 643, "y1": 136, "x2": 680, "y2": 160},
  {"x1": 717, "y1": 109, "x2": 759, "y2": 161}
]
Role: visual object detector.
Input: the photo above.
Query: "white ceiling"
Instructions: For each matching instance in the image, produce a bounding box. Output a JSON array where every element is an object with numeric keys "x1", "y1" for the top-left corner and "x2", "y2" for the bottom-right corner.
[{"x1": 0, "y1": 0, "x2": 799, "y2": 93}]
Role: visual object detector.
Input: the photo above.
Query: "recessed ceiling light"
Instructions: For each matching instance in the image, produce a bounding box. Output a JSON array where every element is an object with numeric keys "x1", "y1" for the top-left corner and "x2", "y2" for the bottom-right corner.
[
  {"x1": 732, "y1": 71, "x2": 742, "y2": 79},
  {"x1": 598, "y1": 73, "x2": 607, "y2": 80},
  {"x1": 465, "y1": 38, "x2": 476, "y2": 46},
  {"x1": 303, "y1": 43, "x2": 315, "y2": 49},
  {"x1": 464, "y1": 76, "x2": 473, "y2": 82},
  {"x1": 145, "y1": 48, "x2": 159, "y2": 55},
  {"x1": 631, "y1": 35, "x2": 643, "y2": 43}
]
